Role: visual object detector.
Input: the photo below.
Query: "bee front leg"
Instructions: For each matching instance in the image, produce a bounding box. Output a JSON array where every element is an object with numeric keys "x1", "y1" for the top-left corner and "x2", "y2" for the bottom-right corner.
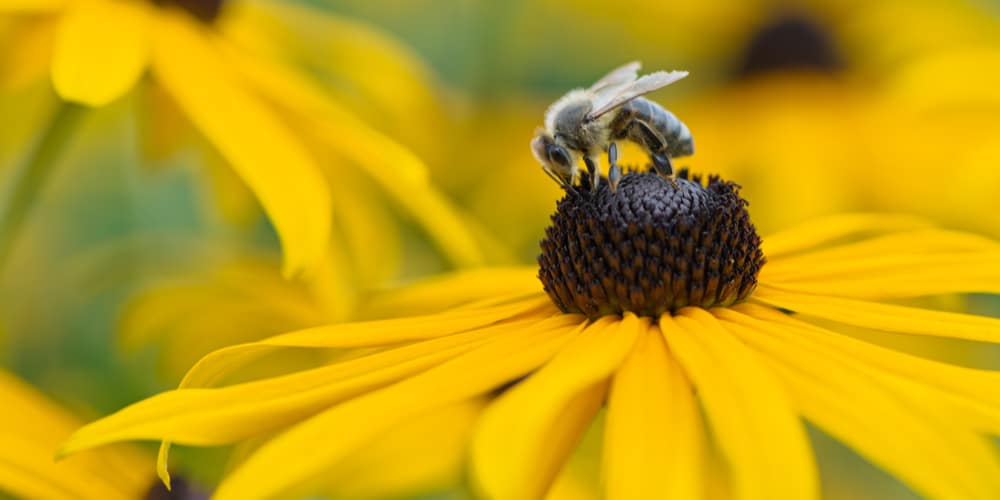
[
  {"x1": 608, "y1": 142, "x2": 622, "y2": 193},
  {"x1": 583, "y1": 156, "x2": 600, "y2": 192}
]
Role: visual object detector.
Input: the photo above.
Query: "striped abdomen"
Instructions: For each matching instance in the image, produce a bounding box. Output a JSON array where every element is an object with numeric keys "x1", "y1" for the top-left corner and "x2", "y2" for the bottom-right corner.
[{"x1": 610, "y1": 97, "x2": 694, "y2": 158}]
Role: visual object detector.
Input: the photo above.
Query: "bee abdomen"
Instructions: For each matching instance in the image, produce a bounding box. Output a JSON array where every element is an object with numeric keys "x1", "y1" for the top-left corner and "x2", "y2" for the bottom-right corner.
[{"x1": 617, "y1": 97, "x2": 694, "y2": 158}]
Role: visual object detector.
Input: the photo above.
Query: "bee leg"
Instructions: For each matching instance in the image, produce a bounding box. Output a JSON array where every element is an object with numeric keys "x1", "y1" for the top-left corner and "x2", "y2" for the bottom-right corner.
[
  {"x1": 608, "y1": 142, "x2": 622, "y2": 193},
  {"x1": 583, "y1": 156, "x2": 600, "y2": 192},
  {"x1": 652, "y1": 152, "x2": 673, "y2": 178},
  {"x1": 542, "y1": 164, "x2": 576, "y2": 193}
]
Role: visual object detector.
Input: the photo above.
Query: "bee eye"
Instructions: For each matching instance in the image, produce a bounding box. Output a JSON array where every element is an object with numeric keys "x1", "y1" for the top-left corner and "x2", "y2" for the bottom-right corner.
[{"x1": 547, "y1": 145, "x2": 572, "y2": 167}]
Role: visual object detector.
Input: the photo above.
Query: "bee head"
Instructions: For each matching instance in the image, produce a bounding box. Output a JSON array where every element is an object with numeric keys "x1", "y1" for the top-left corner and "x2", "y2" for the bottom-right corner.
[
  {"x1": 532, "y1": 133, "x2": 578, "y2": 188},
  {"x1": 531, "y1": 133, "x2": 574, "y2": 171}
]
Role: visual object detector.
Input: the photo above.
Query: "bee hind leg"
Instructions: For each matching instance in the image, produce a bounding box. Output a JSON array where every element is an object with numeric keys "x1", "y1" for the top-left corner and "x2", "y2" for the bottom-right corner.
[
  {"x1": 652, "y1": 152, "x2": 673, "y2": 178},
  {"x1": 583, "y1": 156, "x2": 600, "y2": 192},
  {"x1": 608, "y1": 142, "x2": 622, "y2": 193}
]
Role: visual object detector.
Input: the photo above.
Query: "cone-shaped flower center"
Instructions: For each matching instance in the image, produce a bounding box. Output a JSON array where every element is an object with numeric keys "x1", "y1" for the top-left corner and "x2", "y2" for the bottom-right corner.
[
  {"x1": 152, "y1": 0, "x2": 225, "y2": 22},
  {"x1": 538, "y1": 170, "x2": 765, "y2": 318}
]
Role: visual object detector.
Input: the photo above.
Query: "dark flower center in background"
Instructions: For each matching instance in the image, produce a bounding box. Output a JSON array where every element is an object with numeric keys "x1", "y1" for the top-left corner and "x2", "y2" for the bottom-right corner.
[
  {"x1": 538, "y1": 170, "x2": 765, "y2": 319},
  {"x1": 146, "y1": 476, "x2": 210, "y2": 500},
  {"x1": 734, "y1": 13, "x2": 842, "y2": 78},
  {"x1": 152, "y1": 0, "x2": 225, "y2": 23}
]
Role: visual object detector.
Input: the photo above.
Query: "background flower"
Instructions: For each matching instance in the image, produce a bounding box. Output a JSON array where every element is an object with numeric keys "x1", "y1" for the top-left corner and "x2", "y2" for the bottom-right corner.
[
  {"x1": 0, "y1": 0, "x2": 485, "y2": 276},
  {"x1": 324, "y1": 0, "x2": 1000, "y2": 257}
]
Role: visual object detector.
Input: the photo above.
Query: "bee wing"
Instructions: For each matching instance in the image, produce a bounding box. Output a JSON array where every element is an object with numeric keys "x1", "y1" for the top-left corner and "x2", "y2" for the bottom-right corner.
[
  {"x1": 588, "y1": 61, "x2": 641, "y2": 92},
  {"x1": 586, "y1": 70, "x2": 688, "y2": 121}
]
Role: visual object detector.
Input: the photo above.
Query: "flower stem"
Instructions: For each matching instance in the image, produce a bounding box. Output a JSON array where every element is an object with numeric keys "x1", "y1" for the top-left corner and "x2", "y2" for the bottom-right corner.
[{"x1": 0, "y1": 102, "x2": 85, "y2": 269}]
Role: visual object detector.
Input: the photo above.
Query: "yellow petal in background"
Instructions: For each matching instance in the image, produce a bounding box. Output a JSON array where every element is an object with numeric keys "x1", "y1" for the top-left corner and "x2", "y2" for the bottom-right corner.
[
  {"x1": 171, "y1": 297, "x2": 550, "y2": 394},
  {"x1": 51, "y1": 0, "x2": 150, "y2": 106},
  {"x1": 221, "y1": 1, "x2": 446, "y2": 164},
  {"x1": 0, "y1": 16, "x2": 57, "y2": 90},
  {"x1": 0, "y1": 371, "x2": 150, "y2": 500},
  {"x1": 214, "y1": 38, "x2": 485, "y2": 268},
  {"x1": 0, "y1": 0, "x2": 67, "y2": 13},
  {"x1": 603, "y1": 324, "x2": 704, "y2": 500},
  {"x1": 326, "y1": 165, "x2": 402, "y2": 288},
  {"x1": 472, "y1": 315, "x2": 641, "y2": 500},
  {"x1": 356, "y1": 267, "x2": 541, "y2": 319},
  {"x1": 212, "y1": 316, "x2": 582, "y2": 500},
  {"x1": 761, "y1": 214, "x2": 931, "y2": 258},
  {"x1": 150, "y1": 12, "x2": 331, "y2": 276},
  {"x1": 664, "y1": 309, "x2": 819, "y2": 500}
]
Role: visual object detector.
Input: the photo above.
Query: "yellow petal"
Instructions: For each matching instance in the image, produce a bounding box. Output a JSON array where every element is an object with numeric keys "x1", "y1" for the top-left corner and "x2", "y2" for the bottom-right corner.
[
  {"x1": 63, "y1": 322, "x2": 529, "y2": 455},
  {"x1": 472, "y1": 315, "x2": 642, "y2": 500},
  {"x1": 0, "y1": 0, "x2": 65, "y2": 11},
  {"x1": 326, "y1": 165, "x2": 401, "y2": 288},
  {"x1": 0, "y1": 371, "x2": 150, "y2": 500},
  {"x1": 212, "y1": 316, "x2": 584, "y2": 500},
  {"x1": 221, "y1": 1, "x2": 446, "y2": 162},
  {"x1": 663, "y1": 309, "x2": 819, "y2": 500},
  {"x1": 762, "y1": 214, "x2": 931, "y2": 258},
  {"x1": 322, "y1": 398, "x2": 487, "y2": 499},
  {"x1": 753, "y1": 286, "x2": 1000, "y2": 343},
  {"x1": 178, "y1": 296, "x2": 552, "y2": 389},
  {"x1": 765, "y1": 252, "x2": 1000, "y2": 282},
  {"x1": 766, "y1": 229, "x2": 1000, "y2": 274},
  {"x1": 51, "y1": 0, "x2": 149, "y2": 106},
  {"x1": 760, "y1": 253, "x2": 1000, "y2": 299},
  {"x1": 0, "y1": 16, "x2": 56, "y2": 90},
  {"x1": 150, "y1": 12, "x2": 331, "y2": 276},
  {"x1": 603, "y1": 323, "x2": 704, "y2": 500},
  {"x1": 718, "y1": 309, "x2": 1000, "y2": 500},
  {"x1": 150, "y1": 310, "x2": 577, "y2": 487},
  {"x1": 0, "y1": 435, "x2": 133, "y2": 500},
  {"x1": 724, "y1": 304, "x2": 1000, "y2": 435},
  {"x1": 213, "y1": 38, "x2": 485, "y2": 267}
]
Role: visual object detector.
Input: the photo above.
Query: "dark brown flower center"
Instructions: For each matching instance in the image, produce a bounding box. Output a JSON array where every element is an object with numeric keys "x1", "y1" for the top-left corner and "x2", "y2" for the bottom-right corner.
[
  {"x1": 152, "y1": 0, "x2": 225, "y2": 23},
  {"x1": 537, "y1": 169, "x2": 765, "y2": 318},
  {"x1": 734, "y1": 13, "x2": 842, "y2": 78},
  {"x1": 145, "y1": 475, "x2": 209, "y2": 500}
]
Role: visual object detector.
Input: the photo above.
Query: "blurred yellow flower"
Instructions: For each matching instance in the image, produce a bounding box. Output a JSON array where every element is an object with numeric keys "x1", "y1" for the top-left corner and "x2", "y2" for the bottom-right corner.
[
  {"x1": 0, "y1": 369, "x2": 153, "y2": 500},
  {"x1": 62, "y1": 170, "x2": 1000, "y2": 499},
  {"x1": 118, "y1": 243, "x2": 539, "y2": 380},
  {"x1": 429, "y1": 2, "x2": 1000, "y2": 260},
  {"x1": 0, "y1": 0, "x2": 484, "y2": 277}
]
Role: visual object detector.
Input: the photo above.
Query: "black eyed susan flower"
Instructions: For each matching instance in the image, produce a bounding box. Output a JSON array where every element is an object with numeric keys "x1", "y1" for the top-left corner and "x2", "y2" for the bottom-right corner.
[
  {"x1": 0, "y1": 0, "x2": 483, "y2": 277},
  {"x1": 62, "y1": 167, "x2": 1000, "y2": 499}
]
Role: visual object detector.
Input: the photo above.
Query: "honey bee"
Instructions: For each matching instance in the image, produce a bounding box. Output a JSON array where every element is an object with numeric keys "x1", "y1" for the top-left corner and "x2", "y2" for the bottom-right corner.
[{"x1": 530, "y1": 61, "x2": 694, "y2": 192}]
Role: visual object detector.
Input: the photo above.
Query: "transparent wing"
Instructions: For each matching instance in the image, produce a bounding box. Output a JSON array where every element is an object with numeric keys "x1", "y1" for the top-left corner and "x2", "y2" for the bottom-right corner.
[
  {"x1": 588, "y1": 61, "x2": 641, "y2": 92},
  {"x1": 586, "y1": 70, "x2": 688, "y2": 120}
]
